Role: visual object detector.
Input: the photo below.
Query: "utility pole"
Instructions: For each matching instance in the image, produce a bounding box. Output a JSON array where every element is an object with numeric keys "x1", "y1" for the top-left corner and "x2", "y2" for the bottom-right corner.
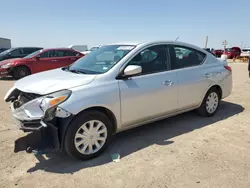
[
  {"x1": 222, "y1": 40, "x2": 228, "y2": 50},
  {"x1": 205, "y1": 36, "x2": 208, "y2": 48}
]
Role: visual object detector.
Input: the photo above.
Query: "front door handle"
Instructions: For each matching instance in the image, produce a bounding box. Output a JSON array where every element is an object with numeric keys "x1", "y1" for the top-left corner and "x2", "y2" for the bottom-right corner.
[
  {"x1": 71, "y1": 58, "x2": 76, "y2": 60},
  {"x1": 162, "y1": 80, "x2": 173, "y2": 86},
  {"x1": 51, "y1": 60, "x2": 57, "y2": 62},
  {"x1": 204, "y1": 73, "x2": 212, "y2": 78}
]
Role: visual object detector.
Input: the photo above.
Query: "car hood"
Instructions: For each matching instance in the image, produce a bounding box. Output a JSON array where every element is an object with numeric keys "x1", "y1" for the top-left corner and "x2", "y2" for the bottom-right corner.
[
  {"x1": 14, "y1": 68, "x2": 96, "y2": 95},
  {"x1": 0, "y1": 58, "x2": 22, "y2": 65}
]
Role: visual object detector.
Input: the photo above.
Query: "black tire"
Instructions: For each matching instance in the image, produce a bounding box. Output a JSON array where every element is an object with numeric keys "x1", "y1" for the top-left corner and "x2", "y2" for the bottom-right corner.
[
  {"x1": 196, "y1": 88, "x2": 220, "y2": 117},
  {"x1": 12, "y1": 66, "x2": 31, "y2": 79},
  {"x1": 64, "y1": 110, "x2": 113, "y2": 160}
]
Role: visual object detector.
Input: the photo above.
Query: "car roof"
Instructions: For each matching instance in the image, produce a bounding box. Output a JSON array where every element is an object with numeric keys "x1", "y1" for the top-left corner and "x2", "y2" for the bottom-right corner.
[
  {"x1": 107, "y1": 40, "x2": 205, "y2": 52},
  {"x1": 42, "y1": 47, "x2": 75, "y2": 51},
  {"x1": 10, "y1": 47, "x2": 43, "y2": 50}
]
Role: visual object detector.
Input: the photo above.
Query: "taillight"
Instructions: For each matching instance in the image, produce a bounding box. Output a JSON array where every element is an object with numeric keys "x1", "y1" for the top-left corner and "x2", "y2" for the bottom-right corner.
[{"x1": 224, "y1": 65, "x2": 232, "y2": 72}]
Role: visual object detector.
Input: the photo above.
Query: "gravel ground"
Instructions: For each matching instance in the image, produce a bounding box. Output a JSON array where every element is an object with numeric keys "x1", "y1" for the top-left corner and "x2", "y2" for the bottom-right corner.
[{"x1": 0, "y1": 63, "x2": 249, "y2": 188}]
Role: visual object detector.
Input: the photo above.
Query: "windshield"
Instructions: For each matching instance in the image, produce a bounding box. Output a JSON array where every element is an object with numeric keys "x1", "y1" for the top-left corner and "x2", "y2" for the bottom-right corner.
[
  {"x1": 225, "y1": 48, "x2": 232, "y2": 52},
  {"x1": 23, "y1": 50, "x2": 42, "y2": 59},
  {"x1": 0, "y1": 48, "x2": 13, "y2": 55},
  {"x1": 67, "y1": 45, "x2": 135, "y2": 74}
]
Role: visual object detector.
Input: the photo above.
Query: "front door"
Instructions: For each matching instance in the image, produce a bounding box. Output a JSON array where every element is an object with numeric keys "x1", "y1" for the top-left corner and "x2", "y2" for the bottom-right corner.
[
  {"x1": 118, "y1": 44, "x2": 179, "y2": 127},
  {"x1": 32, "y1": 50, "x2": 60, "y2": 73}
]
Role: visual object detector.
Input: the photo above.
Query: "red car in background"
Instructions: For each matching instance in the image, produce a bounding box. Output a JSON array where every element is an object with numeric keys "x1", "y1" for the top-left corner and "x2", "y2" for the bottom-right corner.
[
  {"x1": 223, "y1": 47, "x2": 241, "y2": 59},
  {"x1": 0, "y1": 48, "x2": 84, "y2": 79},
  {"x1": 213, "y1": 49, "x2": 224, "y2": 57}
]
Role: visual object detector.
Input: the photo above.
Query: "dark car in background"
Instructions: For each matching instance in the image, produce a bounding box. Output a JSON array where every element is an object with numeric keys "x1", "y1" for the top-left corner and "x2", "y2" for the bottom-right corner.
[
  {"x1": 0, "y1": 47, "x2": 43, "y2": 62},
  {"x1": 0, "y1": 48, "x2": 84, "y2": 79},
  {"x1": 0, "y1": 48, "x2": 9, "y2": 53}
]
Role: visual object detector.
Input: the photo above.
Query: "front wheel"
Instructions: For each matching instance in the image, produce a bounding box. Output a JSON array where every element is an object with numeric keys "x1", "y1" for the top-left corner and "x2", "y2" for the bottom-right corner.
[
  {"x1": 64, "y1": 110, "x2": 113, "y2": 160},
  {"x1": 12, "y1": 66, "x2": 31, "y2": 79},
  {"x1": 197, "y1": 88, "x2": 220, "y2": 117}
]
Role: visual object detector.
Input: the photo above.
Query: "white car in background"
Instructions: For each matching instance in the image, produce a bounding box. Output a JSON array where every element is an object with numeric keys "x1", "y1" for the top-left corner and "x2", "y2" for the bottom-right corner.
[
  {"x1": 240, "y1": 48, "x2": 250, "y2": 57},
  {"x1": 68, "y1": 45, "x2": 88, "y2": 53},
  {"x1": 81, "y1": 46, "x2": 100, "y2": 55},
  {"x1": 5, "y1": 41, "x2": 232, "y2": 160}
]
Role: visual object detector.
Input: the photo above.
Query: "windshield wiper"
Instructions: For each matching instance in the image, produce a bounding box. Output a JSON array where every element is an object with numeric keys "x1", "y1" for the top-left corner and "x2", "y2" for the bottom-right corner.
[{"x1": 63, "y1": 67, "x2": 85, "y2": 74}]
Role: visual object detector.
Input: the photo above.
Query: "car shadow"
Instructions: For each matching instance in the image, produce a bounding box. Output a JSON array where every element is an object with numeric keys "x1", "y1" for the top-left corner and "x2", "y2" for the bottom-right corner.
[
  {"x1": 27, "y1": 101, "x2": 244, "y2": 174},
  {"x1": 0, "y1": 76, "x2": 15, "y2": 81}
]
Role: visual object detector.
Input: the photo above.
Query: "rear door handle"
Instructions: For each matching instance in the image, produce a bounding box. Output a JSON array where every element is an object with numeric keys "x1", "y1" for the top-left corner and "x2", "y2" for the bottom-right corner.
[
  {"x1": 71, "y1": 58, "x2": 76, "y2": 60},
  {"x1": 51, "y1": 60, "x2": 57, "y2": 62},
  {"x1": 162, "y1": 80, "x2": 173, "y2": 86},
  {"x1": 204, "y1": 73, "x2": 212, "y2": 78}
]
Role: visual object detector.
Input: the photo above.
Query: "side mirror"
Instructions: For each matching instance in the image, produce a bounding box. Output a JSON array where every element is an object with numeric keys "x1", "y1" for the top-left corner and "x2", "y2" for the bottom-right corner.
[
  {"x1": 123, "y1": 65, "x2": 142, "y2": 76},
  {"x1": 35, "y1": 56, "x2": 40, "y2": 60}
]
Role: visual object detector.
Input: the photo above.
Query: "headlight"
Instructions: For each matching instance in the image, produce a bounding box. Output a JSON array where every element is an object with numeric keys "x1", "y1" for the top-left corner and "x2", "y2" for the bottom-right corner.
[
  {"x1": 1, "y1": 62, "x2": 14, "y2": 69},
  {"x1": 39, "y1": 90, "x2": 72, "y2": 121}
]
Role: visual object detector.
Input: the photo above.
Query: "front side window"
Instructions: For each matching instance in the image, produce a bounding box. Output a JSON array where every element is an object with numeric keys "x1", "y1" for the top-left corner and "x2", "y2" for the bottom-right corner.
[
  {"x1": 23, "y1": 50, "x2": 42, "y2": 59},
  {"x1": 127, "y1": 45, "x2": 168, "y2": 75},
  {"x1": 170, "y1": 45, "x2": 206, "y2": 70},
  {"x1": 40, "y1": 50, "x2": 54, "y2": 58},
  {"x1": 67, "y1": 45, "x2": 135, "y2": 74}
]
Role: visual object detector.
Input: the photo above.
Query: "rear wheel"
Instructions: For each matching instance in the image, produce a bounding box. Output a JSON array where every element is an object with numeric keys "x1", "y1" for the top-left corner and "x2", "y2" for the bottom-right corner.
[
  {"x1": 197, "y1": 88, "x2": 220, "y2": 117},
  {"x1": 64, "y1": 110, "x2": 113, "y2": 160},
  {"x1": 12, "y1": 66, "x2": 31, "y2": 79}
]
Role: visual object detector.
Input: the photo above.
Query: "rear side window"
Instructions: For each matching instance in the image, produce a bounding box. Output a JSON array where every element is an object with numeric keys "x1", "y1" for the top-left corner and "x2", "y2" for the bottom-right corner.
[
  {"x1": 170, "y1": 45, "x2": 206, "y2": 70},
  {"x1": 53, "y1": 50, "x2": 78, "y2": 57}
]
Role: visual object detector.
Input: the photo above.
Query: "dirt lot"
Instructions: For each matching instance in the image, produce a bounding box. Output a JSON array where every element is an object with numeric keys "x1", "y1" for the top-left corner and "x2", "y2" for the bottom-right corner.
[{"x1": 0, "y1": 63, "x2": 249, "y2": 188}]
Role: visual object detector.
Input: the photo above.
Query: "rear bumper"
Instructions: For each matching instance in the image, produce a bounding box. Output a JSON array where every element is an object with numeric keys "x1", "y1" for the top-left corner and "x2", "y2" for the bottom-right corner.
[{"x1": 221, "y1": 73, "x2": 232, "y2": 99}]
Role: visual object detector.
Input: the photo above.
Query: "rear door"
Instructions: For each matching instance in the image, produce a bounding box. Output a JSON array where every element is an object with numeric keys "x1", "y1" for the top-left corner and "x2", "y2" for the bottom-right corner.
[
  {"x1": 168, "y1": 45, "x2": 212, "y2": 110},
  {"x1": 54, "y1": 50, "x2": 82, "y2": 68}
]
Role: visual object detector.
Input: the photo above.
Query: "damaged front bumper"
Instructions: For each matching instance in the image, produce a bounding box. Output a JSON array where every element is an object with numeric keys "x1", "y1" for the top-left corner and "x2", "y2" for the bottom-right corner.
[{"x1": 10, "y1": 99, "x2": 72, "y2": 155}]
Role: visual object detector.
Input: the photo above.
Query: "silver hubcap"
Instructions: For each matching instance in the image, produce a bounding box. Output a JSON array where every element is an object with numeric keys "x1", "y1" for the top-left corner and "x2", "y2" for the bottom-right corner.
[
  {"x1": 74, "y1": 120, "x2": 107, "y2": 155},
  {"x1": 18, "y1": 69, "x2": 27, "y2": 77},
  {"x1": 206, "y1": 92, "x2": 219, "y2": 114}
]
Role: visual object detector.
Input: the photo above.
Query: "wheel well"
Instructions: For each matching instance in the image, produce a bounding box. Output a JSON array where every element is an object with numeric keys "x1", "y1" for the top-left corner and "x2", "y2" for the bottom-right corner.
[
  {"x1": 210, "y1": 85, "x2": 222, "y2": 99},
  {"x1": 81, "y1": 107, "x2": 117, "y2": 134},
  {"x1": 11, "y1": 65, "x2": 31, "y2": 74}
]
